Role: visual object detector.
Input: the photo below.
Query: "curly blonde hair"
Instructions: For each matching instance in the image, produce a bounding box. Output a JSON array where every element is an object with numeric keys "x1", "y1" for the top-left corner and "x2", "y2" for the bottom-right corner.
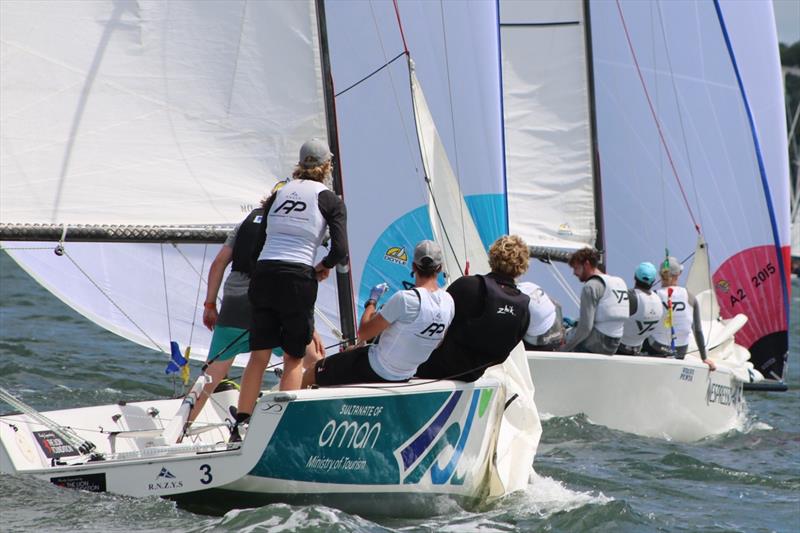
[
  {"x1": 292, "y1": 160, "x2": 332, "y2": 183},
  {"x1": 488, "y1": 235, "x2": 529, "y2": 278}
]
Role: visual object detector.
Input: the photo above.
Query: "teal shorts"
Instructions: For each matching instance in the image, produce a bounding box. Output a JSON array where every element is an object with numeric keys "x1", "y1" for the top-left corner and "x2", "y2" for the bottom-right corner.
[
  {"x1": 207, "y1": 326, "x2": 284, "y2": 361},
  {"x1": 207, "y1": 326, "x2": 250, "y2": 362}
]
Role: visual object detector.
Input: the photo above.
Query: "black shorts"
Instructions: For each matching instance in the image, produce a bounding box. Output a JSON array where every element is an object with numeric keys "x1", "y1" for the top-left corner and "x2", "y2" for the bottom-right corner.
[
  {"x1": 248, "y1": 261, "x2": 317, "y2": 357},
  {"x1": 314, "y1": 346, "x2": 400, "y2": 386}
]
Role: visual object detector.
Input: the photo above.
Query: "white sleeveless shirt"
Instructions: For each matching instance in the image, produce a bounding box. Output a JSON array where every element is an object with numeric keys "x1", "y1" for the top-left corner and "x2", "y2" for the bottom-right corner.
[
  {"x1": 368, "y1": 288, "x2": 455, "y2": 381},
  {"x1": 517, "y1": 281, "x2": 557, "y2": 339},
  {"x1": 620, "y1": 288, "x2": 663, "y2": 347},
  {"x1": 650, "y1": 286, "x2": 693, "y2": 347},
  {"x1": 259, "y1": 179, "x2": 328, "y2": 266},
  {"x1": 592, "y1": 273, "x2": 629, "y2": 338}
]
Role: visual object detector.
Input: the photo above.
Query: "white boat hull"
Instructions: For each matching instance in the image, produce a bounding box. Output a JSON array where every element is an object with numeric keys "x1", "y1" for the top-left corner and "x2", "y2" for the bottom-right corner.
[
  {"x1": 1, "y1": 379, "x2": 506, "y2": 513},
  {"x1": 527, "y1": 352, "x2": 744, "y2": 441}
]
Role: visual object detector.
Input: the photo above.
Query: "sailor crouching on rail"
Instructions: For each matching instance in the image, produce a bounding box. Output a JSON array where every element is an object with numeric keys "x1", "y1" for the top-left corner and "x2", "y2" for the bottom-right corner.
[
  {"x1": 561, "y1": 248, "x2": 629, "y2": 355},
  {"x1": 303, "y1": 240, "x2": 454, "y2": 388}
]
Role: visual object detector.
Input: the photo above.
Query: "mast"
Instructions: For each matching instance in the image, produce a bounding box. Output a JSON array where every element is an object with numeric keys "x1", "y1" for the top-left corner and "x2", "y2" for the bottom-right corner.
[
  {"x1": 582, "y1": 0, "x2": 607, "y2": 268},
  {"x1": 315, "y1": 0, "x2": 357, "y2": 344}
]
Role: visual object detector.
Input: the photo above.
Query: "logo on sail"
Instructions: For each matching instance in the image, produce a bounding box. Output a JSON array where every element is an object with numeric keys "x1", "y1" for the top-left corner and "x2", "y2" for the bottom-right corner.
[
  {"x1": 384, "y1": 246, "x2": 408, "y2": 265},
  {"x1": 557, "y1": 223, "x2": 573, "y2": 236},
  {"x1": 716, "y1": 279, "x2": 730, "y2": 293}
]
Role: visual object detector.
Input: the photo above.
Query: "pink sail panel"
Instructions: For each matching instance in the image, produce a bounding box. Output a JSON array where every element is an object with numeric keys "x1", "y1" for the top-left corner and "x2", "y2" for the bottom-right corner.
[{"x1": 713, "y1": 245, "x2": 791, "y2": 350}]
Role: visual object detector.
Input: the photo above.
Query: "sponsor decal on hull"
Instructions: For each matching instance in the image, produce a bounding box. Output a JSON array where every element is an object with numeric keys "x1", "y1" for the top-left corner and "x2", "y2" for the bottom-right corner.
[
  {"x1": 706, "y1": 380, "x2": 743, "y2": 411},
  {"x1": 51, "y1": 473, "x2": 106, "y2": 492},
  {"x1": 252, "y1": 389, "x2": 494, "y2": 487}
]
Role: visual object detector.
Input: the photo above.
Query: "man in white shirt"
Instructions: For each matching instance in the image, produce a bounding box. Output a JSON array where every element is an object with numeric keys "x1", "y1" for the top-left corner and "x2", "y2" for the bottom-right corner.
[{"x1": 302, "y1": 240, "x2": 455, "y2": 387}]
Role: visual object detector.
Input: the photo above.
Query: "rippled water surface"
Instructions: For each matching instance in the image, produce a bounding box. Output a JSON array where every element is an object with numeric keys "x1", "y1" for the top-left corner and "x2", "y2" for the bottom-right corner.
[{"x1": 1, "y1": 252, "x2": 798, "y2": 532}]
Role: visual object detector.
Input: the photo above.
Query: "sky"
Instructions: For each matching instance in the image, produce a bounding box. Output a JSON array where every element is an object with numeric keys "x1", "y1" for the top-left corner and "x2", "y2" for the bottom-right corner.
[{"x1": 774, "y1": 0, "x2": 800, "y2": 44}]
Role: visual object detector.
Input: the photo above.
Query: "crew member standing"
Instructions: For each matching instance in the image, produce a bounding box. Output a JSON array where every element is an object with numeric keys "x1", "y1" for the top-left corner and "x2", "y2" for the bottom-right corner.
[{"x1": 232, "y1": 138, "x2": 348, "y2": 439}]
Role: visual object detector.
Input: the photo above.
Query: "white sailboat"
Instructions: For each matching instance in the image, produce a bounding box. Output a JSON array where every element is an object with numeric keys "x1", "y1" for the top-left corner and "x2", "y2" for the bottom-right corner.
[
  {"x1": 486, "y1": 0, "x2": 792, "y2": 440},
  {"x1": 0, "y1": 0, "x2": 539, "y2": 512}
]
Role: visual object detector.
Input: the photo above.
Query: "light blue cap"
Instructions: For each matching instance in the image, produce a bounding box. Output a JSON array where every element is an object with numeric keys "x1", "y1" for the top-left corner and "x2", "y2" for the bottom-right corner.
[{"x1": 634, "y1": 262, "x2": 657, "y2": 285}]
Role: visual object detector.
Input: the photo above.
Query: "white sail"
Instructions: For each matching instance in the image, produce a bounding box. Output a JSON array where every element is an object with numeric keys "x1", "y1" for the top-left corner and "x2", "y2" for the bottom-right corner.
[
  {"x1": 410, "y1": 67, "x2": 540, "y2": 495},
  {"x1": 591, "y1": 0, "x2": 791, "y2": 377},
  {"x1": 0, "y1": 0, "x2": 325, "y2": 227},
  {"x1": 0, "y1": 0, "x2": 342, "y2": 360},
  {"x1": 499, "y1": 0, "x2": 597, "y2": 251}
]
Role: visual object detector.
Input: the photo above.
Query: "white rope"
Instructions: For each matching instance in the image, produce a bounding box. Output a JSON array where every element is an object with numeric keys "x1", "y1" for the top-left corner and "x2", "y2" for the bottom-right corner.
[
  {"x1": 547, "y1": 261, "x2": 580, "y2": 308},
  {"x1": 186, "y1": 244, "x2": 208, "y2": 347},
  {"x1": 160, "y1": 243, "x2": 173, "y2": 342}
]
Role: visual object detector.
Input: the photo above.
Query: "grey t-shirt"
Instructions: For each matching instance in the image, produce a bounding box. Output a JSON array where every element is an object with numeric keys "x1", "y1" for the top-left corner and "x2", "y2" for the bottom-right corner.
[
  {"x1": 562, "y1": 277, "x2": 605, "y2": 352},
  {"x1": 216, "y1": 225, "x2": 252, "y2": 329},
  {"x1": 221, "y1": 225, "x2": 250, "y2": 298}
]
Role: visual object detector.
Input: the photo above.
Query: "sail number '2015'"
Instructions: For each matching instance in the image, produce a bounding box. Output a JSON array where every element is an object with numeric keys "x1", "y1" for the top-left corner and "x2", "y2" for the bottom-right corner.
[{"x1": 751, "y1": 262, "x2": 776, "y2": 289}]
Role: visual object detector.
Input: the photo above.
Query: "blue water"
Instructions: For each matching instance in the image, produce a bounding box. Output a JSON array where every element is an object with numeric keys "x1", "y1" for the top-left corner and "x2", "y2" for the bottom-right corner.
[{"x1": 1, "y1": 252, "x2": 798, "y2": 532}]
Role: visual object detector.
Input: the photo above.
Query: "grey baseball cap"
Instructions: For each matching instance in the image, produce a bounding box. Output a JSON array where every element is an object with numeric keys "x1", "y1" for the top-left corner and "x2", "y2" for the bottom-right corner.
[
  {"x1": 660, "y1": 256, "x2": 683, "y2": 276},
  {"x1": 299, "y1": 138, "x2": 333, "y2": 168},
  {"x1": 413, "y1": 240, "x2": 443, "y2": 268}
]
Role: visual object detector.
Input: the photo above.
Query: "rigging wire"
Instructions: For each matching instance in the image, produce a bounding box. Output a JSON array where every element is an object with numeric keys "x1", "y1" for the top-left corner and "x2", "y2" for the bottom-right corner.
[
  {"x1": 187, "y1": 243, "x2": 208, "y2": 347},
  {"x1": 391, "y1": 0, "x2": 465, "y2": 277},
  {"x1": 62, "y1": 248, "x2": 164, "y2": 353},
  {"x1": 366, "y1": 0, "x2": 420, "y2": 182},
  {"x1": 545, "y1": 260, "x2": 580, "y2": 308},
  {"x1": 160, "y1": 243, "x2": 173, "y2": 342},
  {"x1": 438, "y1": 0, "x2": 468, "y2": 268},
  {"x1": 615, "y1": 0, "x2": 700, "y2": 233},
  {"x1": 650, "y1": 1, "x2": 669, "y2": 253},
  {"x1": 334, "y1": 51, "x2": 405, "y2": 97},
  {"x1": 655, "y1": 0, "x2": 705, "y2": 236}
]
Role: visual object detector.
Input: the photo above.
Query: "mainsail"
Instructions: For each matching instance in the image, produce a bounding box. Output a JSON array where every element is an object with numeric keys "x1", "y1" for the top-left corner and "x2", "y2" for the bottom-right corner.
[
  {"x1": 0, "y1": 0, "x2": 343, "y2": 360},
  {"x1": 591, "y1": 0, "x2": 791, "y2": 380},
  {"x1": 494, "y1": 0, "x2": 791, "y2": 380}
]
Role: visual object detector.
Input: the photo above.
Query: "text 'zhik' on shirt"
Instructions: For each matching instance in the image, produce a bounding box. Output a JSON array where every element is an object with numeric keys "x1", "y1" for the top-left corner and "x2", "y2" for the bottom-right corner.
[{"x1": 368, "y1": 288, "x2": 455, "y2": 381}]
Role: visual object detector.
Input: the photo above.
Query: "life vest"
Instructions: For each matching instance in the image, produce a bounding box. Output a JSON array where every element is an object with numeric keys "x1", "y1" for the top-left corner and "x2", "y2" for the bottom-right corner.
[
  {"x1": 620, "y1": 288, "x2": 663, "y2": 347},
  {"x1": 650, "y1": 286, "x2": 693, "y2": 347},
  {"x1": 259, "y1": 179, "x2": 328, "y2": 266},
  {"x1": 231, "y1": 208, "x2": 264, "y2": 274},
  {"x1": 457, "y1": 275, "x2": 530, "y2": 362},
  {"x1": 591, "y1": 273, "x2": 629, "y2": 338},
  {"x1": 517, "y1": 281, "x2": 556, "y2": 338},
  {"x1": 368, "y1": 288, "x2": 455, "y2": 381}
]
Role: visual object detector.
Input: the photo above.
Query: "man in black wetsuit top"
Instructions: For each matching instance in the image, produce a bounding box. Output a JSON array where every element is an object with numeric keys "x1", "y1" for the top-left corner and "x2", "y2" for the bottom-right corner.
[{"x1": 416, "y1": 235, "x2": 531, "y2": 382}]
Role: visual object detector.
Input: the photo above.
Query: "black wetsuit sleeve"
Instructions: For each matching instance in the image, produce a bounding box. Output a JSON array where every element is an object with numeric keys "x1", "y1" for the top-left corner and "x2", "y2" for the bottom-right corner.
[
  {"x1": 251, "y1": 194, "x2": 276, "y2": 268},
  {"x1": 628, "y1": 289, "x2": 638, "y2": 316},
  {"x1": 318, "y1": 189, "x2": 349, "y2": 268}
]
